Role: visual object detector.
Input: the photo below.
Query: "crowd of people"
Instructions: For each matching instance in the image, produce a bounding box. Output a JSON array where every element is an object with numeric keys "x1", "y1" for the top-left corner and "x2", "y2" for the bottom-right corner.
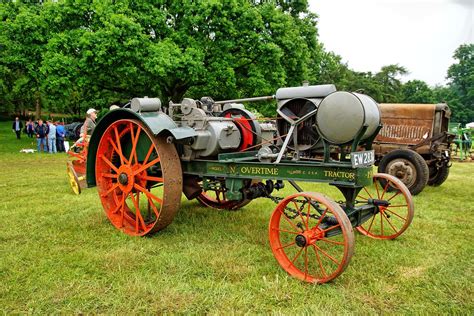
[{"x1": 11, "y1": 108, "x2": 97, "y2": 154}]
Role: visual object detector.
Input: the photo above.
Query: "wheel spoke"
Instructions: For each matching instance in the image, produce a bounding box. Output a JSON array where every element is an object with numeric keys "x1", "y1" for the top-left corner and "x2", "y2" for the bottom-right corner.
[
  {"x1": 386, "y1": 204, "x2": 408, "y2": 208},
  {"x1": 363, "y1": 186, "x2": 374, "y2": 199},
  {"x1": 313, "y1": 244, "x2": 340, "y2": 265},
  {"x1": 278, "y1": 207, "x2": 302, "y2": 232},
  {"x1": 140, "y1": 175, "x2": 164, "y2": 182},
  {"x1": 103, "y1": 183, "x2": 119, "y2": 197},
  {"x1": 314, "y1": 208, "x2": 328, "y2": 229},
  {"x1": 113, "y1": 126, "x2": 128, "y2": 165},
  {"x1": 313, "y1": 245, "x2": 327, "y2": 278},
  {"x1": 321, "y1": 223, "x2": 341, "y2": 234},
  {"x1": 319, "y1": 238, "x2": 344, "y2": 245},
  {"x1": 102, "y1": 173, "x2": 118, "y2": 179},
  {"x1": 133, "y1": 157, "x2": 161, "y2": 175},
  {"x1": 276, "y1": 241, "x2": 296, "y2": 250},
  {"x1": 380, "y1": 181, "x2": 391, "y2": 200},
  {"x1": 386, "y1": 191, "x2": 401, "y2": 202},
  {"x1": 130, "y1": 192, "x2": 147, "y2": 233},
  {"x1": 272, "y1": 227, "x2": 300, "y2": 235},
  {"x1": 304, "y1": 247, "x2": 308, "y2": 281},
  {"x1": 357, "y1": 195, "x2": 368, "y2": 201},
  {"x1": 142, "y1": 143, "x2": 155, "y2": 166},
  {"x1": 385, "y1": 208, "x2": 407, "y2": 221},
  {"x1": 292, "y1": 200, "x2": 308, "y2": 230},
  {"x1": 366, "y1": 213, "x2": 377, "y2": 233},
  {"x1": 374, "y1": 179, "x2": 381, "y2": 198},
  {"x1": 109, "y1": 137, "x2": 128, "y2": 165},
  {"x1": 289, "y1": 247, "x2": 304, "y2": 268},
  {"x1": 134, "y1": 183, "x2": 163, "y2": 204},
  {"x1": 145, "y1": 192, "x2": 160, "y2": 218},
  {"x1": 382, "y1": 211, "x2": 399, "y2": 233},
  {"x1": 111, "y1": 201, "x2": 121, "y2": 214},
  {"x1": 120, "y1": 193, "x2": 125, "y2": 228},
  {"x1": 306, "y1": 202, "x2": 311, "y2": 230},
  {"x1": 129, "y1": 123, "x2": 141, "y2": 164},
  {"x1": 380, "y1": 212, "x2": 384, "y2": 235},
  {"x1": 101, "y1": 155, "x2": 120, "y2": 173}
]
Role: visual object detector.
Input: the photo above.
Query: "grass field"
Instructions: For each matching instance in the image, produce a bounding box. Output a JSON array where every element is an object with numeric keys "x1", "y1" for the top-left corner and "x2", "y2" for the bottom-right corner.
[{"x1": 0, "y1": 121, "x2": 473, "y2": 314}]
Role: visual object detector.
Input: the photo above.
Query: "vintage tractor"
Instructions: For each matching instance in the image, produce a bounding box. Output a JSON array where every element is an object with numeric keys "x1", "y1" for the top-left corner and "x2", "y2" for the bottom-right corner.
[{"x1": 71, "y1": 84, "x2": 414, "y2": 284}]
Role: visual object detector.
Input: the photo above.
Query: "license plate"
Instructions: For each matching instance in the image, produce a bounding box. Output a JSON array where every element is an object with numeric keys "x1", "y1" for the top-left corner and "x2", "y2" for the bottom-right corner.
[{"x1": 350, "y1": 150, "x2": 375, "y2": 168}]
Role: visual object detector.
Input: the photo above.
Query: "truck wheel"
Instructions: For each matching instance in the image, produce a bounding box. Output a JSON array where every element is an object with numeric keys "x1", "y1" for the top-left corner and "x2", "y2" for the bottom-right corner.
[
  {"x1": 428, "y1": 165, "x2": 450, "y2": 186},
  {"x1": 378, "y1": 149, "x2": 428, "y2": 195}
]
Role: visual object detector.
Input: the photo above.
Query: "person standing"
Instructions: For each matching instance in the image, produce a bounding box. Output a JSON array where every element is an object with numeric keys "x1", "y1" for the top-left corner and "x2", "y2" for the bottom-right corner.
[
  {"x1": 35, "y1": 119, "x2": 48, "y2": 153},
  {"x1": 80, "y1": 108, "x2": 97, "y2": 138},
  {"x1": 12, "y1": 117, "x2": 23, "y2": 139},
  {"x1": 47, "y1": 120, "x2": 57, "y2": 154},
  {"x1": 26, "y1": 119, "x2": 35, "y2": 138},
  {"x1": 56, "y1": 122, "x2": 66, "y2": 152}
]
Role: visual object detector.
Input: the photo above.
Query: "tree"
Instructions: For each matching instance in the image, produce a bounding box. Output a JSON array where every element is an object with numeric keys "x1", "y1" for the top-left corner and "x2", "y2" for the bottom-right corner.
[
  {"x1": 401, "y1": 80, "x2": 435, "y2": 103},
  {"x1": 0, "y1": 3, "x2": 50, "y2": 118},
  {"x1": 373, "y1": 64, "x2": 408, "y2": 103},
  {"x1": 446, "y1": 44, "x2": 474, "y2": 124},
  {"x1": 30, "y1": 1, "x2": 323, "y2": 117}
]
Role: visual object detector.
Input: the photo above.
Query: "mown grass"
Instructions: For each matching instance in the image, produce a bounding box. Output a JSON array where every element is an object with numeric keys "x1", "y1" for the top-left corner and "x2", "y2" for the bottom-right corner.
[{"x1": 0, "y1": 121, "x2": 473, "y2": 314}]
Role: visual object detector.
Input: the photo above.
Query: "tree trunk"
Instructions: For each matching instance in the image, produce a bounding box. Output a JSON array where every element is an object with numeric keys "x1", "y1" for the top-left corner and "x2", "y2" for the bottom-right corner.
[{"x1": 35, "y1": 96, "x2": 41, "y2": 120}]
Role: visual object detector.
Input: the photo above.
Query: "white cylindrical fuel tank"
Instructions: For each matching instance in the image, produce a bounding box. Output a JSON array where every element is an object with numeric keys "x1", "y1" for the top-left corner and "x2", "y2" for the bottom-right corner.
[
  {"x1": 316, "y1": 92, "x2": 380, "y2": 144},
  {"x1": 131, "y1": 98, "x2": 161, "y2": 112}
]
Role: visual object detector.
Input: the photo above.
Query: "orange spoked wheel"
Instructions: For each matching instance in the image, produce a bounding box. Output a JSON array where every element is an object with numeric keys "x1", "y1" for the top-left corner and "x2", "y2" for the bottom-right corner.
[
  {"x1": 95, "y1": 119, "x2": 182, "y2": 236},
  {"x1": 356, "y1": 173, "x2": 414, "y2": 239},
  {"x1": 269, "y1": 192, "x2": 354, "y2": 284}
]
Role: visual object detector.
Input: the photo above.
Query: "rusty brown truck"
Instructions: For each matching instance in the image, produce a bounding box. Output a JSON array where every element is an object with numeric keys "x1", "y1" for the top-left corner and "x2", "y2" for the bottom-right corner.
[{"x1": 373, "y1": 103, "x2": 453, "y2": 195}]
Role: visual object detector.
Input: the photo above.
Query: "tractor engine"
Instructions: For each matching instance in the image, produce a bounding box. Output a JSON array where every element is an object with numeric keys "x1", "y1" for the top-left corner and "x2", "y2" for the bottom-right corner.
[{"x1": 167, "y1": 97, "x2": 276, "y2": 160}]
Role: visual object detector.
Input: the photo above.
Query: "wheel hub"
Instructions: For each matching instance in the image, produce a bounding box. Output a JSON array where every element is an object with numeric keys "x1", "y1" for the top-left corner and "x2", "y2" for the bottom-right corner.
[
  {"x1": 295, "y1": 228, "x2": 325, "y2": 247},
  {"x1": 117, "y1": 165, "x2": 135, "y2": 193},
  {"x1": 295, "y1": 235, "x2": 307, "y2": 247},
  {"x1": 387, "y1": 160, "x2": 416, "y2": 186},
  {"x1": 390, "y1": 161, "x2": 412, "y2": 178},
  {"x1": 118, "y1": 173, "x2": 128, "y2": 185}
]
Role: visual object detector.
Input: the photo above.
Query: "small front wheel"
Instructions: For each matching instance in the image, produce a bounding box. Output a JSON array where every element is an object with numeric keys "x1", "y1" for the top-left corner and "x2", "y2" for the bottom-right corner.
[
  {"x1": 356, "y1": 173, "x2": 414, "y2": 239},
  {"x1": 269, "y1": 192, "x2": 354, "y2": 284}
]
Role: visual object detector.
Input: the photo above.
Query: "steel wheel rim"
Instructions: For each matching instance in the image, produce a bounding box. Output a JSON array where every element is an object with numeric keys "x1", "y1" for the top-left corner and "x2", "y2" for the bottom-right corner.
[
  {"x1": 67, "y1": 162, "x2": 81, "y2": 195},
  {"x1": 95, "y1": 119, "x2": 181, "y2": 236},
  {"x1": 268, "y1": 192, "x2": 354, "y2": 283},
  {"x1": 356, "y1": 173, "x2": 414, "y2": 239}
]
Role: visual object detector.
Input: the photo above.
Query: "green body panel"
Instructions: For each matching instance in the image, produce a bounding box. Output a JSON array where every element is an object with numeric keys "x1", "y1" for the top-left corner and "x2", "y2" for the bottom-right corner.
[
  {"x1": 182, "y1": 160, "x2": 373, "y2": 187},
  {"x1": 86, "y1": 109, "x2": 196, "y2": 187}
]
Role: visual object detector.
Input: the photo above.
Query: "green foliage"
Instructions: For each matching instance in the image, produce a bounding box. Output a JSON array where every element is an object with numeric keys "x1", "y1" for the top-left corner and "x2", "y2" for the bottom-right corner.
[
  {"x1": 446, "y1": 44, "x2": 474, "y2": 124},
  {"x1": 401, "y1": 80, "x2": 435, "y2": 103},
  {"x1": 1, "y1": 0, "x2": 322, "y2": 118}
]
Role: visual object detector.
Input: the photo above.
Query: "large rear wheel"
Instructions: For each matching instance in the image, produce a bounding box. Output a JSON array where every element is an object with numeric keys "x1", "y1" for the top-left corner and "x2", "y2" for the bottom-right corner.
[{"x1": 95, "y1": 119, "x2": 182, "y2": 236}]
